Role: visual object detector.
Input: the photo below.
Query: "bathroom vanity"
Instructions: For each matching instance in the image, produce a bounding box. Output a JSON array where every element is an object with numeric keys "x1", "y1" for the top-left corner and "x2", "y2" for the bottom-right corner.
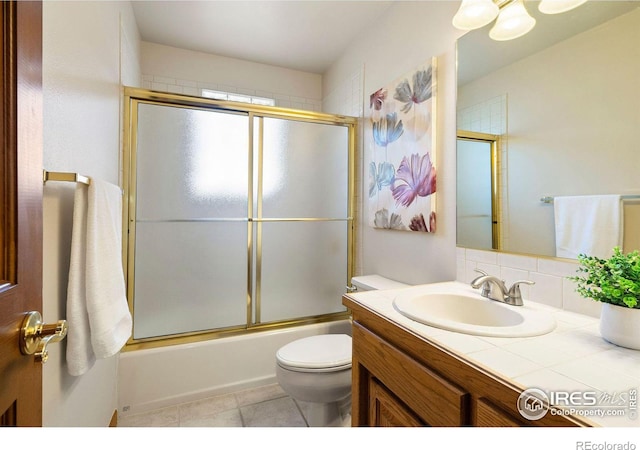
[{"x1": 343, "y1": 283, "x2": 639, "y2": 427}]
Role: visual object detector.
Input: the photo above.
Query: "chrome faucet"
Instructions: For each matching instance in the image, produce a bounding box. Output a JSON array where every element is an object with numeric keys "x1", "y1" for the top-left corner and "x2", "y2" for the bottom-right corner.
[{"x1": 470, "y1": 269, "x2": 534, "y2": 306}]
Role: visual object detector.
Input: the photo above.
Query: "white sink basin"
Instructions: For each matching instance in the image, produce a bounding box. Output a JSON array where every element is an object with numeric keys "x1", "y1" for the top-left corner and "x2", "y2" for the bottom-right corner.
[{"x1": 393, "y1": 284, "x2": 556, "y2": 337}]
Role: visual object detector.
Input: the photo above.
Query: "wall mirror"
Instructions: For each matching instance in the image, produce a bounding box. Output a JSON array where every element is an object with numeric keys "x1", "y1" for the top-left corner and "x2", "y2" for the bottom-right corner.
[{"x1": 456, "y1": 0, "x2": 640, "y2": 259}]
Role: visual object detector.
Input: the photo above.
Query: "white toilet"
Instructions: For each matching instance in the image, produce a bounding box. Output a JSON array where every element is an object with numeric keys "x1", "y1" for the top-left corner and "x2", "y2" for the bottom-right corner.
[{"x1": 275, "y1": 275, "x2": 409, "y2": 427}]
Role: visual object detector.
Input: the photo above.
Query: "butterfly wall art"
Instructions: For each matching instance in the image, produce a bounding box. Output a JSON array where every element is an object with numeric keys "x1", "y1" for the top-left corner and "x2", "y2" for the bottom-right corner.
[{"x1": 367, "y1": 58, "x2": 437, "y2": 233}]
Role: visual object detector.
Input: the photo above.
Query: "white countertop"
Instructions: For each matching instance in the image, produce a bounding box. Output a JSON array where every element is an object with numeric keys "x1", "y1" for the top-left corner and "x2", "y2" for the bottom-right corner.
[{"x1": 348, "y1": 281, "x2": 640, "y2": 427}]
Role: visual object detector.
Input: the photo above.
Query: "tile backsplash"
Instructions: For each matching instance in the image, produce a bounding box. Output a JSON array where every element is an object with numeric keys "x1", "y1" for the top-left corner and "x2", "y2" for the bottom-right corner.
[{"x1": 456, "y1": 247, "x2": 602, "y2": 319}]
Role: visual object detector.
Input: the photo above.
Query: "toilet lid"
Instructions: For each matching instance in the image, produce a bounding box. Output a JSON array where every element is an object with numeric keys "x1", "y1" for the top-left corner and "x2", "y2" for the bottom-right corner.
[{"x1": 276, "y1": 334, "x2": 352, "y2": 371}]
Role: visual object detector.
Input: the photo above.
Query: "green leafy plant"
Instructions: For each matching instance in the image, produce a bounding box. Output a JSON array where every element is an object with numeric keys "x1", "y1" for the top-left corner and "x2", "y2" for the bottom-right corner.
[{"x1": 569, "y1": 247, "x2": 640, "y2": 309}]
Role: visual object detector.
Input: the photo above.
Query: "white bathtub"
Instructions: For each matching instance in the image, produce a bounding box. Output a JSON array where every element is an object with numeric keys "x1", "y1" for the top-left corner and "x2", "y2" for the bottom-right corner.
[{"x1": 117, "y1": 319, "x2": 351, "y2": 416}]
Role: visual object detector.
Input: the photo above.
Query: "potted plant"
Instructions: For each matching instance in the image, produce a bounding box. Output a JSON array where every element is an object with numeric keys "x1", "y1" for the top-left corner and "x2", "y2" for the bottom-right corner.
[{"x1": 569, "y1": 246, "x2": 640, "y2": 350}]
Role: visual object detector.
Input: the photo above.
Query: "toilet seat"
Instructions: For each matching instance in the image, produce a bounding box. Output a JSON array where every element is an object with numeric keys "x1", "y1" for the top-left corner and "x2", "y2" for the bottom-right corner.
[{"x1": 276, "y1": 334, "x2": 352, "y2": 373}]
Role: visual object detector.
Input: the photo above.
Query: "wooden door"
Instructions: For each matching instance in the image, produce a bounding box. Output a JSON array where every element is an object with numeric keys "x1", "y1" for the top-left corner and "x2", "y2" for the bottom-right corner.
[{"x1": 0, "y1": 0, "x2": 43, "y2": 426}]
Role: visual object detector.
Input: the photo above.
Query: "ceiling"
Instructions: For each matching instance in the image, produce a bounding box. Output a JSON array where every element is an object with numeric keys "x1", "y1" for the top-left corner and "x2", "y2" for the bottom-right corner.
[
  {"x1": 131, "y1": 1, "x2": 640, "y2": 80},
  {"x1": 131, "y1": 0, "x2": 394, "y2": 74}
]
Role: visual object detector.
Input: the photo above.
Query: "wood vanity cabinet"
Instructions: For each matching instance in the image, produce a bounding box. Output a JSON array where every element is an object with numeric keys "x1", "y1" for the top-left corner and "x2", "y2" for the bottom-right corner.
[{"x1": 343, "y1": 294, "x2": 590, "y2": 428}]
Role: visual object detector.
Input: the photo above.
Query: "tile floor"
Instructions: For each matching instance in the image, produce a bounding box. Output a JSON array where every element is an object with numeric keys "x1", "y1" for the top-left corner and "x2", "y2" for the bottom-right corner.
[{"x1": 118, "y1": 383, "x2": 314, "y2": 427}]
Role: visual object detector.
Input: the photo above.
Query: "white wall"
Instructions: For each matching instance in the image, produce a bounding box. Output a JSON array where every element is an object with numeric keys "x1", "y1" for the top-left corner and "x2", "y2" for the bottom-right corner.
[
  {"x1": 323, "y1": 1, "x2": 464, "y2": 285},
  {"x1": 140, "y1": 41, "x2": 323, "y2": 110},
  {"x1": 42, "y1": 0, "x2": 141, "y2": 427}
]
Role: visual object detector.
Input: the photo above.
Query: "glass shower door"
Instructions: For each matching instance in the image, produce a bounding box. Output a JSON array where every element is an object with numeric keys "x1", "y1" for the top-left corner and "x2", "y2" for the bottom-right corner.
[
  {"x1": 132, "y1": 103, "x2": 250, "y2": 339},
  {"x1": 256, "y1": 117, "x2": 350, "y2": 323},
  {"x1": 456, "y1": 137, "x2": 497, "y2": 250},
  {"x1": 124, "y1": 88, "x2": 356, "y2": 345}
]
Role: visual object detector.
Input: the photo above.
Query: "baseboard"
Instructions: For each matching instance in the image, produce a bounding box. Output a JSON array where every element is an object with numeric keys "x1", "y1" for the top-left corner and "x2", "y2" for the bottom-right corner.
[
  {"x1": 109, "y1": 410, "x2": 118, "y2": 427},
  {"x1": 119, "y1": 375, "x2": 277, "y2": 417}
]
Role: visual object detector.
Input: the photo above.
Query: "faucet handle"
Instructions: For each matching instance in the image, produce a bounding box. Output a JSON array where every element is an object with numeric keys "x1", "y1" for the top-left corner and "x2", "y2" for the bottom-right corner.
[{"x1": 507, "y1": 280, "x2": 535, "y2": 303}]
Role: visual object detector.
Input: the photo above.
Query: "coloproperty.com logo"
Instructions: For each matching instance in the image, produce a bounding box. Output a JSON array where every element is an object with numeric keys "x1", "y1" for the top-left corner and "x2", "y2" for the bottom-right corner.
[{"x1": 517, "y1": 387, "x2": 638, "y2": 421}]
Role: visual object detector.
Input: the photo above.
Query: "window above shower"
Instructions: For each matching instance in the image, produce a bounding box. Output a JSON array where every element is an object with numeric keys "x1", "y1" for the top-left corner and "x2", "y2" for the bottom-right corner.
[
  {"x1": 141, "y1": 73, "x2": 323, "y2": 112},
  {"x1": 201, "y1": 88, "x2": 275, "y2": 106}
]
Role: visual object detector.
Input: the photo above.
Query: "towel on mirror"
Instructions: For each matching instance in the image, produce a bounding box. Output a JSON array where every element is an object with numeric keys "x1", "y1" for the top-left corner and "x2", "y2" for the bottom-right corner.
[
  {"x1": 553, "y1": 194, "x2": 623, "y2": 260},
  {"x1": 66, "y1": 179, "x2": 132, "y2": 376}
]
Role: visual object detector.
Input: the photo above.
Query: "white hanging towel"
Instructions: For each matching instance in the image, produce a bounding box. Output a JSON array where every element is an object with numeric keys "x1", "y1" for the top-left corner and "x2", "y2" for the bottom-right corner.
[
  {"x1": 554, "y1": 194, "x2": 623, "y2": 259},
  {"x1": 66, "y1": 179, "x2": 132, "y2": 376}
]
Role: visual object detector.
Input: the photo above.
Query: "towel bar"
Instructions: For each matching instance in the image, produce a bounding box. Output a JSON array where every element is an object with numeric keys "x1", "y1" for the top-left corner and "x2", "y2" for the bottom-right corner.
[
  {"x1": 43, "y1": 170, "x2": 91, "y2": 185},
  {"x1": 541, "y1": 195, "x2": 640, "y2": 204}
]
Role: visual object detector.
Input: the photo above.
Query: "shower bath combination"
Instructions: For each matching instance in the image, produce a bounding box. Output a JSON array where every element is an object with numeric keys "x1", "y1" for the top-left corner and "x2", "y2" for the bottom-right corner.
[{"x1": 122, "y1": 87, "x2": 357, "y2": 348}]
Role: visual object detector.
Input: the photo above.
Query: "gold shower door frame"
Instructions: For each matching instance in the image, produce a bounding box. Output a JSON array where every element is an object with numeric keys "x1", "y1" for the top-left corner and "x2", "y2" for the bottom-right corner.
[
  {"x1": 457, "y1": 130, "x2": 502, "y2": 250},
  {"x1": 122, "y1": 87, "x2": 357, "y2": 350}
]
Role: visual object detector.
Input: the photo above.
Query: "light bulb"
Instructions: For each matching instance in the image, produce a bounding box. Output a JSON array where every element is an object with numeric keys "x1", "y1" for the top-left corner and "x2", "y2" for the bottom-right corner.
[
  {"x1": 539, "y1": 0, "x2": 588, "y2": 15},
  {"x1": 489, "y1": 0, "x2": 536, "y2": 41},
  {"x1": 453, "y1": 0, "x2": 500, "y2": 30}
]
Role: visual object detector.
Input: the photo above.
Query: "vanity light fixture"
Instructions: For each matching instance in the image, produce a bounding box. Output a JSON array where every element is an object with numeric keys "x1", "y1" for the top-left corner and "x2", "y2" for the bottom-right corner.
[
  {"x1": 452, "y1": 0, "x2": 588, "y2": 41},
  {"x1": 451, "y1": 0, "x2": 500, "y2": 30},
  {"x1": 538, "y1": 0, "x2": 588, "y2": 14},
  {"x1": 489, "y1": 0, "x2": 536, "y2": 41}
]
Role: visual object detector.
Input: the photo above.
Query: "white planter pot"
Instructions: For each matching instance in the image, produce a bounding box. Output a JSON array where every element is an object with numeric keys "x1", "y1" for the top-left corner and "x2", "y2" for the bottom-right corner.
[{"x1": 599, "y1": 303, "x2": 640, "y2": 351}]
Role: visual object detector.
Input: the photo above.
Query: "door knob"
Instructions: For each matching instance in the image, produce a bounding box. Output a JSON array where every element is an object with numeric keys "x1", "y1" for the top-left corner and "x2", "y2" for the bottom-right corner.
[{"x1": 20, "y1": 311, "x2": 68, "y2": 364}]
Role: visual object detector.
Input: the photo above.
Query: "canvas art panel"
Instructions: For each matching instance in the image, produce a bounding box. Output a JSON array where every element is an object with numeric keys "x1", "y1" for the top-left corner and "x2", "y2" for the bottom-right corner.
[{"x1": 367, "y1": 58, "x2": 437, "y2": 232}]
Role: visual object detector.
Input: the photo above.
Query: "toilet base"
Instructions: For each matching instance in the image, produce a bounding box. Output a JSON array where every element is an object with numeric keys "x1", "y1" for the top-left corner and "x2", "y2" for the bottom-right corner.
[{"x1": 306, "y1": 395, "x2": 351, "y2": 427}]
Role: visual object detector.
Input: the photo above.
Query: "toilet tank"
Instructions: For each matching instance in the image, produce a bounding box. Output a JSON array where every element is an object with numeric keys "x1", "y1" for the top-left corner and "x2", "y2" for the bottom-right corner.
[{"x1": 350, "y1": 275, "x2": 409, "y2": 292}]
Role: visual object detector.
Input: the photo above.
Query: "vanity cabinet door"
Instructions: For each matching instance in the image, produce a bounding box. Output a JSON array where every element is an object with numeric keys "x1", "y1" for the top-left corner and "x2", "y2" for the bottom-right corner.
[
  {"x1": 353, "y1": 322, "x2": 470, "y2": 426},
  {"x1": 476, "y1": 398, "x2": 524, "y2": 427},
  {"x1": 369, "y1": 378, "x2": 426, "y2": 427}
]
